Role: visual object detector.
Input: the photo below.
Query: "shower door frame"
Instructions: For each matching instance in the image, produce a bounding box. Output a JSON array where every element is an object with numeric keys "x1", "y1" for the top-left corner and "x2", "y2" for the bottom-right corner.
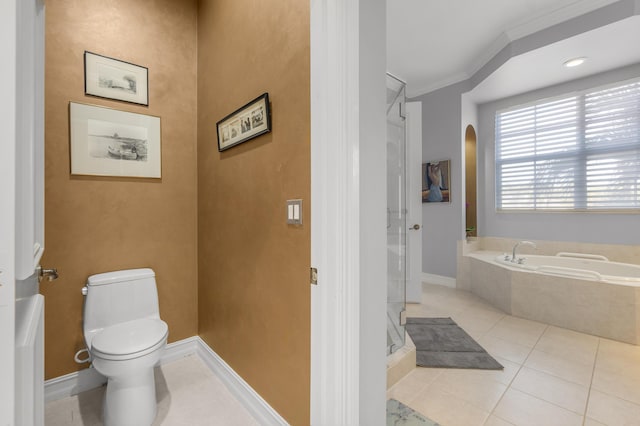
[{"x1": 386, "y1": 74, "x2": 407, "y2": 355}]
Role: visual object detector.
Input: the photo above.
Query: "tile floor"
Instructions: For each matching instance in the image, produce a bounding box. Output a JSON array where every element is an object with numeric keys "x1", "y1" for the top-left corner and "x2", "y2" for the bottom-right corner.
[
  {"x1": 45, "y1": 355, "x2": 259, "y2": 426},
  {"x1": 388, "y1": 283, "x2": 640, "y2": 426},
  {"x1": 44, "y1": 283, "x2": 640, "y2": 426}
]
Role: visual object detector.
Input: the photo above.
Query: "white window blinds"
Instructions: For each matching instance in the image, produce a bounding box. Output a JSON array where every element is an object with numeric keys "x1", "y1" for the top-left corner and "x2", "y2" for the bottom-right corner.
[{"x1": 495, "y1": 78, "x2": 640, "y2": 211}]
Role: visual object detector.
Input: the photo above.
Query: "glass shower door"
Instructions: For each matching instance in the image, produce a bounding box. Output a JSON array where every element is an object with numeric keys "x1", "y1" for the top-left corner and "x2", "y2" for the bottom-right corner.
[{"x1": 386, "y1": 74, "x2": 407, "y2": 355}]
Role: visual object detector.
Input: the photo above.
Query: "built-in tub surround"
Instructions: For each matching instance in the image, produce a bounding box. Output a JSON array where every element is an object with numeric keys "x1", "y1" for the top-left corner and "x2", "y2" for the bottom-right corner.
[
  {"x1": 457, "y1": 237, "x2": 640, "y2": 344},
  {"x1": 493, "y1": 253, "x2": 640, "y2": 284}
]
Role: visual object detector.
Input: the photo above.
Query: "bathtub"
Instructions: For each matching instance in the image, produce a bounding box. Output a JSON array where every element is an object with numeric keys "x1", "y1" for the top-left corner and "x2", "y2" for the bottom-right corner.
[
  {"x1": 493, "y1": 253, "x2": 640, "y2": 285},
  {"x1": 465, "y1": 250, "x2": 640, "y2": 344}
]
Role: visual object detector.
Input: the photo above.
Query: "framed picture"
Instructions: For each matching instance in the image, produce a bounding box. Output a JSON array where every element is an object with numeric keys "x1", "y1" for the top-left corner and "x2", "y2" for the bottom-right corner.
[
  {"x1": 217, "y1": 93, "x2": 271, "y2": 151},
  {"x1": 422, "y1": 159, "x2": 451, "y2": 203},
  {"x1": 84, "y1": 51, "x2": 149, "y2": 106},
  {"x1": 69, "y1": 102, "x2": 161, "y2": 178}
]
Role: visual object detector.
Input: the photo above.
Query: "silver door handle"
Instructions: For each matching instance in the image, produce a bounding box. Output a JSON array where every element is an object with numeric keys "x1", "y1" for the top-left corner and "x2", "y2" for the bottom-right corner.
[
  {"x1": 409, "y1": 224, "x2": 420, "y2": 230},
  {"x1": 37, "y1": 266, "x2": 58, "y2": 282}
]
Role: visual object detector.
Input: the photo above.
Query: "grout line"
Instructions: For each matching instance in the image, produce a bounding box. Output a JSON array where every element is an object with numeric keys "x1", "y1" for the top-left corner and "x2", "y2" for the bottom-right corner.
[
  {"x1": 485, "y1": 321, "x2": 549, "y2": 421},
  {"x1": 522, "y1": 350, "x2": 596, "y2": 388},
  {"x1": 507, "y1": 386, "x2": 587, "y2": 417},
  {"x1": 420, "y1": 284, "x2": 613, "y2": 425},
  {"x1": 483, "y1": 315, "x2": 503, "y2": 336},
  {"x1": 582, "y1": 338, "x2": 601, "y2": 425},
  {"x1": 497, "y1": 324, "x2": 590, "y2": 421}
]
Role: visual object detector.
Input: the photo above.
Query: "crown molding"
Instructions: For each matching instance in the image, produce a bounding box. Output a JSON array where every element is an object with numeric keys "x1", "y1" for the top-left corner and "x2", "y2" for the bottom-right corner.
[
  {"x1": 408, "y1": 0, "x2": 623, "y2": 98},
  {"x1": 407, "y1": 71, "x2": 469, "y2": 99},
  {"x1": 505, "y1": 0, "x2": 621, "y2": 41}
]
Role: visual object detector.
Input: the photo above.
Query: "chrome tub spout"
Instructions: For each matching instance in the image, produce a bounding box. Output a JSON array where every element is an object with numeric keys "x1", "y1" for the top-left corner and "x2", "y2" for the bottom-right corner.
[{"x1": 512, "y1": 241, "x2": 537, "y2": 263}]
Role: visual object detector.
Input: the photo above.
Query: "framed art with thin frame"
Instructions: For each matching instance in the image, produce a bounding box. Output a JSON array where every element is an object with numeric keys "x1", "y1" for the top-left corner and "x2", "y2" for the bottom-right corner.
[
  {"x1": 84, "y1": 51, "x2": 149, "y2": 106},
  {"x1": 69, "y1": 102, "x2": 161, "y2": 178},
  {"x1": 216, "y1": 93, "x2": 271, "y2": 151},
  {"x1": 422, "y1": 159, "x2": 451, "y2": 203}
]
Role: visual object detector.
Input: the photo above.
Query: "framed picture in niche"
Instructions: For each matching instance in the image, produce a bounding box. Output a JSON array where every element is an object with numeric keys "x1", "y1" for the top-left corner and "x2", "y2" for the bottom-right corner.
[
  {"x1": 84, "y1": 51, "x2": 149, "y2": 106},
  {"x1": 216, "y1": 93, "x2": 271, "y2": 151},
  {"x1": 422, "y1": 159, "x2": 451, "y2": 203},
  {"x1": 69, "y1": 102, "x2": 161, "y2": 178}
]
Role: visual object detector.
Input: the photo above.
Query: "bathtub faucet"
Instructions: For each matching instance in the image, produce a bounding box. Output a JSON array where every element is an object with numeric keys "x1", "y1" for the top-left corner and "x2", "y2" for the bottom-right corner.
[{"x1": 512, "y1": 241, "x2": 537, "y2": 263}]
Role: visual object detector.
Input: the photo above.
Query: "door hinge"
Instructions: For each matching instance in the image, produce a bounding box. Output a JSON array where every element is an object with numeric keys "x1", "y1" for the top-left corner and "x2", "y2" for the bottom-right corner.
[{"x1": 310, "y1": 267, "x2": 318, "y2": 285}]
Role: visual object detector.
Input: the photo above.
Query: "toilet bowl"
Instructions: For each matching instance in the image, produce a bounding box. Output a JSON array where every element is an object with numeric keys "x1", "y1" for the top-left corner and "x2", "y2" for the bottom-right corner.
[{"x1": 82, "y1": 269, "x2": 168, "y2": 426}]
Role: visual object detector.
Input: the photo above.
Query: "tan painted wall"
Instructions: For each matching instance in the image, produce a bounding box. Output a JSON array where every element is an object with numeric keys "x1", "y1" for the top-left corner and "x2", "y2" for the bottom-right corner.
[
  {"x1": 42, "y1": 0, "x2": 198, "y2": 379},
  {"x1": 465, "y1": 125, "x2": 478, "y2": 237},
  {"x1": 197, "y1": 1, "x2": 311, "y2": 425}
]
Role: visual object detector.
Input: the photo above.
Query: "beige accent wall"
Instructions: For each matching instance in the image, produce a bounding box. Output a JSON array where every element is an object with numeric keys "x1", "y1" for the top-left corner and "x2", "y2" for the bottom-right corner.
[
  {"x1": 197, "y1": 1, "x2": 311, "y2": 424},
  {"x1": 465, "y1": 125, "x2": 478, "y2": 237},
  {"x1": 42, "y1": 0, "x2": 198, "y2": 379}
]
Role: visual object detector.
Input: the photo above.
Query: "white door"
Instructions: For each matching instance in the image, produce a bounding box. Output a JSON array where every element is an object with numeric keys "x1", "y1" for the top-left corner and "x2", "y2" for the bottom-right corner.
[
  {"x1": 1, "y1": 0, "x2": 47, "y2": 424},
  {"x1": 0, "y1": 1, "x2": 18, "y2": 423},
  {"x1": 0, "y1": 1, "x2": 16, "y2": 420},
  {"x1": 405, "y1": 102, "x2": 422, "y2": 303},
  {"x1": 15, "y1": 0, "x2": 46, "y2": 281}
]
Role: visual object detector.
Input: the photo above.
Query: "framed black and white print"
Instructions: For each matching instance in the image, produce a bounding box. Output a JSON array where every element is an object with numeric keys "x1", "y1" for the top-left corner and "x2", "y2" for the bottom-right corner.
[
  {"x1": 69, "y1": 102, "x2": 161, "y2": 178},
  {"x1": 216, "y1": 93, "x2": 271, "y2": 151},
  {"x1": 84, "y1": 51, "x2": 149, "y2": 106}
]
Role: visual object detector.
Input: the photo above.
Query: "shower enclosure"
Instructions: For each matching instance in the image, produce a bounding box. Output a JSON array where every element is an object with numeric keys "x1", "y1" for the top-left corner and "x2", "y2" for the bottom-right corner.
[{"x1": 386, "y1": 74, "x2": 407, "y2": 355}]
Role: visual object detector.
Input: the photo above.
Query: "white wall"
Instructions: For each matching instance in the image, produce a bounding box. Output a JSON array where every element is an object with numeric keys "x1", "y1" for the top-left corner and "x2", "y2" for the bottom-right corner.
[
  {"x1": 461, "y1": 94, "x2": 478, "y2": 145},
  {"x1": 358, "y1": 0, "x2": 387, "y2": 424},
  {"x1": 477, "y1": 63, "x2": 640, "y2": 245},
  {"x1": 310, "y1": 0, "x2": 387, "y2": 423}
]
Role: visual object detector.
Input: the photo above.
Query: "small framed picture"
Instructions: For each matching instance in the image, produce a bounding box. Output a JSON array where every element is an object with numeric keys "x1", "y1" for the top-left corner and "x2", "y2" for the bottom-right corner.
[
  {"x1": 84, "y1": 51, "x2": 149, "y2": 106},
  {"x1": 69, "y1": 102, "x2": 161, "y2": 178},
  {"x1": 216, "y1": 93, "x2": 271, "y2": 151},
  {"x1": 422, "y1": 159, "x2": 451, "y2": 203}
]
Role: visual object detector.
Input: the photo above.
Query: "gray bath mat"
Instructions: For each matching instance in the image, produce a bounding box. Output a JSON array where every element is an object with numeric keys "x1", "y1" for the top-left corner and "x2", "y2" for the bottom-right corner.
[
  {"x1": 387, "y1": 399, "x2": 439, "y2": 426},
  {"x1": 406, "y1": 317, "x2": 503, "y2": 370}
]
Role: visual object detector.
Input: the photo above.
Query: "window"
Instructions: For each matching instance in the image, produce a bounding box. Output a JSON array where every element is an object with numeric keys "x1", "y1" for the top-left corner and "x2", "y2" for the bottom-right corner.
[{"x1": 495, "y1": 78, "x2": 640, "y2": 211}]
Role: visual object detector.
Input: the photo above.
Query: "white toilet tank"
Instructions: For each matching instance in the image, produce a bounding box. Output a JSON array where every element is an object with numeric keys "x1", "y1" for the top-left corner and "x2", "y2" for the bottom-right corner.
[{"x1": 83, "y1": 268, "x2": 161, "y2": 343}]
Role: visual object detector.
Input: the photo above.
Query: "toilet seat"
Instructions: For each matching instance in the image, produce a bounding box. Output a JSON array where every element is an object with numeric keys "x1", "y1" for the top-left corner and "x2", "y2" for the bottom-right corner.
[{"x1": 91, "y1": 318, "x2": 168, "y2": 361}]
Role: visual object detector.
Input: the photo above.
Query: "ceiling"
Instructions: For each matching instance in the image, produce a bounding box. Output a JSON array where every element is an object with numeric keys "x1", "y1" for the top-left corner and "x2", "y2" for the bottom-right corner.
[{"x1": 387, "y1": 0, "x2": 637, "y2": 100}]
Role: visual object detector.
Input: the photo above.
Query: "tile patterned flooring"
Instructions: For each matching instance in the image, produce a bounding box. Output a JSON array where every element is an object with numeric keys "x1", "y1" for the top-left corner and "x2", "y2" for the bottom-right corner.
[
  {"x1": 45, "y1": 283, "x2": 640, "y2": 425},
  {"x1": 45, "y1": 355, "x2": 259, "y2": 426},
  {"x1": 388, "y1": 283, "x2": 640, "y2": 426}
]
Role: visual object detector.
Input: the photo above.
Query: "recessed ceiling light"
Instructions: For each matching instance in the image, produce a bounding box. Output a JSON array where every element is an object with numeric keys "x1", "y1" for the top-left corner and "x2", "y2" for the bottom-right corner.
[{"x1": 564, "y1": 57, "x2": 587, "y2": 68}]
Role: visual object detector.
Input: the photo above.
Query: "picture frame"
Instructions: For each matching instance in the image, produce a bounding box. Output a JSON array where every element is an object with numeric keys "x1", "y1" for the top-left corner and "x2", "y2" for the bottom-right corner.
[
  {"x1": 84, "y1": 51, "x2": 149, "y2": 106},
  {"x1": 422, "y1": 159, "x2": 451, "y2": 203},
  {"x1": 69, "y1": 102, "x2": 161, "y2": 178},
  {"x1": 216, "y1": 93, "x2": 271, "y2": 151}
]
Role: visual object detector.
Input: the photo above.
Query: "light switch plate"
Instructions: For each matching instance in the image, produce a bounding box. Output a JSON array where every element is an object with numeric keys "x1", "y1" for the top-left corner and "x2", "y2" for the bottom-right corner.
[{"x1": 287, "y1": 199, "x2": 303, "y2": 225}]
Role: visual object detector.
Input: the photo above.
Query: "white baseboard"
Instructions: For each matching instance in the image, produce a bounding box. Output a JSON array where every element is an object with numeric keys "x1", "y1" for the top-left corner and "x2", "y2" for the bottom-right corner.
[
  {"x1": 422, "y1": 272, "x2": 457, "y2": 288},
  {"x1": 44, "y1": 366, "x2": 106, "y2": 403},
  {"x1": 44, "y1": 337, "x2": 198, "y2": 403},
  {"x1": 159, "y1": 335, "x2": 200, "y2": 366},
  {"x1": 44, "y1": 336, "x2": 287, "y2": 425},
  {"x1": 195, "y1": 338, "x2": 288, "y2": 425}
]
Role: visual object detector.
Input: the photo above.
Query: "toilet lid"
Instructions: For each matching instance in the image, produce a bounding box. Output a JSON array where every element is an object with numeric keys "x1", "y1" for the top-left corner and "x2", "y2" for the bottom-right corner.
[{"x1": 91, "y1": 318, "x2": 168, "y2": 357}]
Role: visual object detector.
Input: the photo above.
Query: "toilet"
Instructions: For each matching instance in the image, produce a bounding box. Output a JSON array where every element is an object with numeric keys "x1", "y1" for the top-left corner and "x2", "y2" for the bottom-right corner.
[{"x1": 82, "y1": 268, "x2": 168, "y2": 426}]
